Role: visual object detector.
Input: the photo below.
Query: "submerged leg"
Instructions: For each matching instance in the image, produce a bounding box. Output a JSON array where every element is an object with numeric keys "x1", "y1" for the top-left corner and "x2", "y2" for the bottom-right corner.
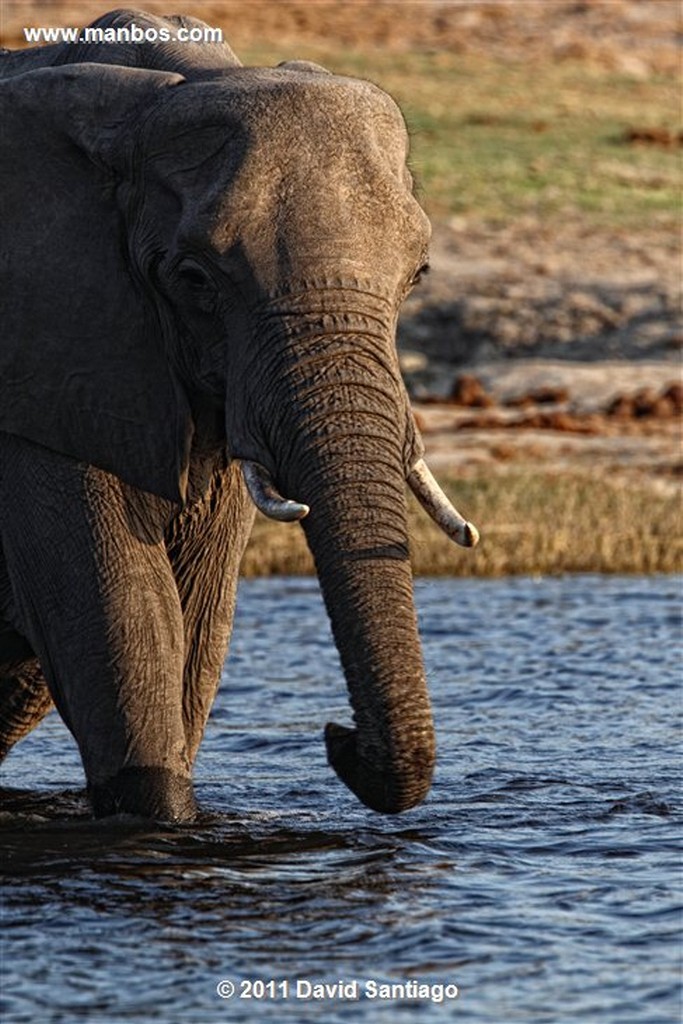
[
  {"x1": 0, "y1": 658, "x2": 53, "y2": 761},
  {"x1": 0, "y1": 433, "x2": 195, "y2": 820}
]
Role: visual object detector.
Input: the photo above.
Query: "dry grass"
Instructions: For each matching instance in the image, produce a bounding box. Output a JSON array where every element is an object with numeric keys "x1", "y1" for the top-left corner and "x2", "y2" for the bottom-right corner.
[{"x1": 241, "y1": 470, "x2": 682, "y2": 578}]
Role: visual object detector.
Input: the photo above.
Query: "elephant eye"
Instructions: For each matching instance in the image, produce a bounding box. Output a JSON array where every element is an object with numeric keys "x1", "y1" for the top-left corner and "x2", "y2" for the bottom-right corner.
[
  {"x1": 177, "y1": 263, "x2": 217, "y2": 312},
  {"x1": 178, "y1": 265, "x2": 211, "y2": 291},
  {"x1": 409, "y1": 262, "x2": 430, "y2": 290},
  {"x1": 412, "y1": 262, "x2": 430, "y2": 285}
]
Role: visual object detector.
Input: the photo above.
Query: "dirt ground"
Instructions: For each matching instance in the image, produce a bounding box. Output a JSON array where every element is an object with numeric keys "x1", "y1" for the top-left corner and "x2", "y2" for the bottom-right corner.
[
  {"x1": 401, "y1": 218, "x2": 681, "y2": 497},
  {"x1": 414, "y1": 367, "x2": 681, "y2": 497}
]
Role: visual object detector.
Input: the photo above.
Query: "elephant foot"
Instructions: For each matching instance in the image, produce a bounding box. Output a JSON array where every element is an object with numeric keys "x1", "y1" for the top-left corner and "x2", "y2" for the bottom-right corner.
[{"x1": 88, "y1": 766, "x2": 197, "y2": 822}]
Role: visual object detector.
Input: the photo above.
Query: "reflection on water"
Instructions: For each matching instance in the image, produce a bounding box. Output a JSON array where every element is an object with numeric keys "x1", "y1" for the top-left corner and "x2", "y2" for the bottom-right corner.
[{"x1": 1, "y1": 576, "x2": 681, "y2": 1023}]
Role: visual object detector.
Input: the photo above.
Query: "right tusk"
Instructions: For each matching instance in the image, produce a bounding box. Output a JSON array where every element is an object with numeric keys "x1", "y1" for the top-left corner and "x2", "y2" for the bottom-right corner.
[
  {"x1": 407, "y1": 459, "x2": 479, "y2": 548},
  {"x1": 241, "y1": 461, "x2": 310, "y2": 522}
]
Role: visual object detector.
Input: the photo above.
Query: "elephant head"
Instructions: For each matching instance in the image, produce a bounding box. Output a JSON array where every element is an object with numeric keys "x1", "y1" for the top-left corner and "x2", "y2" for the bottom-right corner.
[{"x1": 0, "y1": 59, "x2": 477, "y2": 813}]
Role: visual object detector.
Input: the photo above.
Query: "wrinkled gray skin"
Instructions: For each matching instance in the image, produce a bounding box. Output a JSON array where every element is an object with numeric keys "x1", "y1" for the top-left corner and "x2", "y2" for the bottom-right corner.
[{"x1": 0, "y1": 9, "x2": 443, "y2": 819}]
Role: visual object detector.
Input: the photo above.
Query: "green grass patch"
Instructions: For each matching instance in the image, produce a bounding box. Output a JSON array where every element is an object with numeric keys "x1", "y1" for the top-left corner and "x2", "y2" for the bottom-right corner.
[
  {"x1": 241, "y1": 44, "x2": 680, "y2": 229},
  {"x1": 241, "y1": 471, "x2": 682, "y2": 578}
]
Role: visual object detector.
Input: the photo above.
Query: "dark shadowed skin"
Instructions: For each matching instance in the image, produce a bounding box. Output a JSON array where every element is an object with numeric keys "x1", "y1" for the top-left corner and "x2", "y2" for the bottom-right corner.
[{"x1": 0, "y1": 9, "x2": 475, "y2": 819}]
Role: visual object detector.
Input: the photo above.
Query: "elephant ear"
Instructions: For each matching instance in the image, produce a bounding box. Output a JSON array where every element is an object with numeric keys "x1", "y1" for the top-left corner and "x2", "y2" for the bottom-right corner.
[{"x1": 0, "y1": 63, "x2": 194, "y2": 503}]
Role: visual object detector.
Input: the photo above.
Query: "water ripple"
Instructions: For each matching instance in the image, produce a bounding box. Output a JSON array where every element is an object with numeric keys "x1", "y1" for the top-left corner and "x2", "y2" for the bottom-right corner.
[{"x1": 1, "y1": 575, "x2": 681, "y2": 1023}]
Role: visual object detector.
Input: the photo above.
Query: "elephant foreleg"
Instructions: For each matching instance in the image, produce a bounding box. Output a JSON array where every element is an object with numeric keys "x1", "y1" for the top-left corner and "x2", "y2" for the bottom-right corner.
[
  {"x1": 166, "y1": 459, "x2": 255, "y2": 764},
  {"x1": 0, "y1": 433, "x2": 196, "y2": 820}
]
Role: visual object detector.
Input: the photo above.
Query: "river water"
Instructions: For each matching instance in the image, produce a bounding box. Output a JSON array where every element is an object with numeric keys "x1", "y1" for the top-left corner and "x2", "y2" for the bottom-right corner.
[{"x1": 1, "y1": 575, "x2": 681, "y2": 1024}]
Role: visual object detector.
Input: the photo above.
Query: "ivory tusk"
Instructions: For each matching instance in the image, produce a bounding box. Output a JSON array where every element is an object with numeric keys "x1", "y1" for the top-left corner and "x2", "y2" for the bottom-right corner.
[
  {"x1": 407, "y1": 459, "x2": 479, "y2": 548},
  {"x1": 241, "y1": 461, "x2": 310, "y2": 522}
]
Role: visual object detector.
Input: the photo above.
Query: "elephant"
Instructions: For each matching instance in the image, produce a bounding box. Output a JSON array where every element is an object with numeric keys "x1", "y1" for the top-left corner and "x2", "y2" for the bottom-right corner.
[{"x1": 0, "y1": 8, "x2": 478, "y2": 821}]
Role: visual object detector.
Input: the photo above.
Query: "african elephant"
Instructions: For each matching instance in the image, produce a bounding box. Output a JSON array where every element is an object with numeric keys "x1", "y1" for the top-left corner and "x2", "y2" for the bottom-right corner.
[{"x1": 0, "y1": 9, "x2": 477, "y2": 820}]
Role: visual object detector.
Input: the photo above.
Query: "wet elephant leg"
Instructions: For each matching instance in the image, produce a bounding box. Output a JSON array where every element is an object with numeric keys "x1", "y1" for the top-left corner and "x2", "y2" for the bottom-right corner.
[
  {"x1": 0, "y1": 540, "x2": 54, "y2": 757},
  {"x1": 0, "y1": 433, "x2": 195, "y2": 820},
  {"x1": 166, "y1": 460, "x2": 255, "y2": 764},
  {"x1": 0, "y1": 658, "x2": 53, "y2": 761}
]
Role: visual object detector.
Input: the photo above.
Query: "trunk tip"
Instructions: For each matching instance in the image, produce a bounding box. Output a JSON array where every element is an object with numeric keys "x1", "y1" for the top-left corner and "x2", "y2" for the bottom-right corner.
[{"x1": 325, "y1": 722, "x2": 433, "y2": 814}]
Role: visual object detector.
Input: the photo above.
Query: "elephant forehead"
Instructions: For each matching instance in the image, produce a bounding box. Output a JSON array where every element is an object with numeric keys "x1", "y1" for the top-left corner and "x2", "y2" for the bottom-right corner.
[
  {"x1": 144, "y1": 72, "x2": 427, "y2": 279},
  {"x1": 243, "y1": 72, "x2": 408, "y2": 149},
  {"x1": 201, "y1": 154, "x2": 426, "y2": 284},
  {"x1": 148, "y1": 70, "x2": 409, "y2": 168},
  {"x1": 230, "y1": 66, "x2": 403, "y2": 126}
]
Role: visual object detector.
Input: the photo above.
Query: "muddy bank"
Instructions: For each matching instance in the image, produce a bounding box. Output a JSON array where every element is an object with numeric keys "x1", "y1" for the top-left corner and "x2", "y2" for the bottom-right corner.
[
  {"x1": 414, "y1": 360, "x2": 681, "y2": 499},
  {"x1": 397, "y1": 215, "x2": 681, "y2": 501},
  {"x1": 399, "y1": 221, "x2": 681, "y2": 392}
]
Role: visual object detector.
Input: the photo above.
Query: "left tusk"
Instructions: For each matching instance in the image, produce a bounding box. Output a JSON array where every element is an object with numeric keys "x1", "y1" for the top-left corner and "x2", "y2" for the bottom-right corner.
[
  {"x1": 241, "y1": 461, "x2": 310, "y2": 522},
  {"x1": 407, "y1": 459, "x2": 479, "y2": 548}
]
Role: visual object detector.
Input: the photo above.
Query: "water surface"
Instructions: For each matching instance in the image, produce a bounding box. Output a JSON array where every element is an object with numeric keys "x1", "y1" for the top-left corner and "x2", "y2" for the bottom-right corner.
[{"x1": 2, "y1": 575, "x2": 681, "y2": 1023}]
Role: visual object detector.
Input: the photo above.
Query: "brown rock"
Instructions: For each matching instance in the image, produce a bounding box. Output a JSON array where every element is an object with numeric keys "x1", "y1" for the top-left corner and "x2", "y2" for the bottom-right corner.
[
  {"x1": 624, "y1": 126, "x2": 682, "y2": 148},
  {"x1": 607, "y1": 384, "x2": 682, "y2": 419},
  {"x1": 545, "y1": 411, "x2": 575, "y2": 431},
  {"x1": 506, "y1": 394, "x2": 536, "y2": 409},
  {"x1": 663, "y1": 382, "x2": 683, "y2": 412},
  {"x1": 489, "y1": 442, "x2": 517, "y2": 461},
  {"x1": 607, "y1": 393, "x2": 636, "y2": 418},
  {"x1": 506, "y1": 386, "x2": 570, "y2": 407},
  {"x1": 449, "y1": 374, "x2": 495, "y2": 408},
  {"x1": 633, "y1": 388, "x2": 661, "y2": 417},
  {"x1": 517, "y1": 413, "x2": 544, "y2": 428},
  {"x1": 648, "y1": 396, "x2": 677, "y2": 419}
]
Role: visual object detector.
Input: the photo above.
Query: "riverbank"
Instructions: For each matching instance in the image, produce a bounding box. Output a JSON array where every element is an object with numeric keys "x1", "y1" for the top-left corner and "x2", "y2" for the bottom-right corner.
[
  {"x1": 242, "y1": 466, "x2": 680, "y2": 578},
  {"x1": 243, "y1": 346, "x2": 680, "y2": 578}
]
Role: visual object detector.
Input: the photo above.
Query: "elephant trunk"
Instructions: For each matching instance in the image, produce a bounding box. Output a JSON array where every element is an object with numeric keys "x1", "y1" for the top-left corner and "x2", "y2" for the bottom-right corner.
[
  {"x1": 303, "y1": 462, "x2": 435, "y2": 813},
  {"x1": 262, "y1": 332, "x2": 436, "y2": 813},
  {"x1": 317, "y1": 553, "x2": 435, "y2": 814}
]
